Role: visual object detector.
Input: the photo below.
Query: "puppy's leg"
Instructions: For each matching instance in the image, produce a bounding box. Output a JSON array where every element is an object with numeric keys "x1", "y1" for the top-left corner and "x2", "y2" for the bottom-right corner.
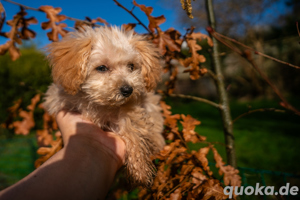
[{"x1": 119, "y1": 107, "x2": 164, "y2": 186}]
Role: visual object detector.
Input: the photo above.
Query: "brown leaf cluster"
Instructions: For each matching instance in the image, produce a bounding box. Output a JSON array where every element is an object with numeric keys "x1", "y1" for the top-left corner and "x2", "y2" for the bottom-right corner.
[
  {"x1": 0, "y1": 6, "x2": 37, "y2": 60},
  {"x1": 34, "y1": 135, "x2": 62, "y2": 168},
  {"x1": 212, "y1": 147, "x2": 241, "y2": 187},
  {"x1": 138, "y1": 101, "x2": 235, "y2": 200},
  {"x1": 35, "y1": 103, "x2": 61, "y2": 168},
  {"x1": 1, "y1": 98, "x2": 22, "y2": 129},
  {"x1": 132, "y1": 1, "x2": 213, "y2": 94},
  {"x1": 180, "y1": 27, "x2": 213, "y2": 80},
  {"x1": 3, "y1": 94, "x2": 62, "y2": 168}
]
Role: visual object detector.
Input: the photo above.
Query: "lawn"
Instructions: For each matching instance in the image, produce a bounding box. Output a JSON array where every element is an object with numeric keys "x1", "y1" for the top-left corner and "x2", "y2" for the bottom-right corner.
[{"x1": 0, "y1": 133, "x2": 38, "y2": 190}]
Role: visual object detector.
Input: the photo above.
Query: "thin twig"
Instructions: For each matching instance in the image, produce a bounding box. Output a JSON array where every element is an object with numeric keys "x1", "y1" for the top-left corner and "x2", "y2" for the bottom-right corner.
[
  {"x1": 210, "y1": 31, "x2": 300, "y2": 115},
  {"x1": 169, "y1": 93, "x2": 223, "y2": 109},
  {"x1": 232, "y1": 108, "x2": 286, "y2": 124},
  {"x1": 3, "y1": 0, "x2": 40, "y2": 11},
  {"x1": 206, "y1": 68, "x2": 218, "y2": 81},
  {"x1": 113, "y1": 0, "x2": 152, "y2": 35},
  {"x1": 159, "y1": 176, "x2": 190, "y2": 200},
  {"x1": 213, "y1": 30, "x2": 300, "y2": 70},
  {"x1": 2, "y1": 0, "x2": 100, "y2": 27},
  {"x1": 243, "y1": 50, "x2": 300, "y2": 115},
  {"x1": 297, "y1": 22, "x2": 300, "y2": 37},
  {"x1": 199, "y1": 140, "x2": 226, "y2": 147}
]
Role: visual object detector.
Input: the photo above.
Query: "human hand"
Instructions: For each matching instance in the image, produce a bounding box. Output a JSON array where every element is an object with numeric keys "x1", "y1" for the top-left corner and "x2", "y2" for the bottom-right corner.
[{"x1": 56, "y1": 110, "x2": 126, "y2": 169}]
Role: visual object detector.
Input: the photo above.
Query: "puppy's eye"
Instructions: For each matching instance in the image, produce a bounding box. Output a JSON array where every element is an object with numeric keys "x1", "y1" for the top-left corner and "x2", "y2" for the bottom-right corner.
[
  {"x1": 128, "y1": 63, "x2": 134, "y2": 71},
  {"x1": 96, "y1": 65, "x2": 109, "y2": 72}
]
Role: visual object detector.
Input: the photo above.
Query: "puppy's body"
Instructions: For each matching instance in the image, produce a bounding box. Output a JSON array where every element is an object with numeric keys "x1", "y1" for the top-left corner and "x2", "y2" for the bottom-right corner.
[{"x1": 44, "y1": 26, "x2": 165, "y2": 186}]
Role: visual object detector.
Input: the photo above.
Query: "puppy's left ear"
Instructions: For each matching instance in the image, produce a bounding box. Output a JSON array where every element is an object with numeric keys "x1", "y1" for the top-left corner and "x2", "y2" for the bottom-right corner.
[
  {"x1": 46, "y1": 30, "x2": 92, "y2": 95},
  {"x1": 133, "y1": 39, "x2": 162, "y2": 91}
]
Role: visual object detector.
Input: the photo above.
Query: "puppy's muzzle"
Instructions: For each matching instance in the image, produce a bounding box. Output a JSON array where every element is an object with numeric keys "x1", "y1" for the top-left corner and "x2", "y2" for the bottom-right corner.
[{"x1": 120, "y1": 85, "x2": 133, "y2": 97}]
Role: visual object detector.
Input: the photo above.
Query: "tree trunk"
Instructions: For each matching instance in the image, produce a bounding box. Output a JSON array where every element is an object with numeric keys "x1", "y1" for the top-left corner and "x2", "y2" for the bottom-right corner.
[{"x1": 205, "y1": 0, "x2": 237, "y2": 167}]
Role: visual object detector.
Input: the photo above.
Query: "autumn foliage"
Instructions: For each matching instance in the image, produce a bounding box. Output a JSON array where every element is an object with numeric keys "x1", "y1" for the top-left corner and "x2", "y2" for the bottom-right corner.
[{"x1": 0, "y1": 0, "x2": 246, "y2": 199}]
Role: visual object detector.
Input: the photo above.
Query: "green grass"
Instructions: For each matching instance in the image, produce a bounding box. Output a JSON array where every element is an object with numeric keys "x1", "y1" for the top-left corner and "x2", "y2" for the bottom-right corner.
[
  {"x1": 165, "y1": 97, "x2": 300, "y2": 174},
  {"x1": 0, "y1": 132, "x2": 38, "y2": 189}
]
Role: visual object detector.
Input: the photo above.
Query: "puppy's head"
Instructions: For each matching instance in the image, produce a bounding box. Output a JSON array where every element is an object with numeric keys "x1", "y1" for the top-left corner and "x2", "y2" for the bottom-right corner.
[{"x1": 46, "y1": 26, "x2": 161, "y2": 106}]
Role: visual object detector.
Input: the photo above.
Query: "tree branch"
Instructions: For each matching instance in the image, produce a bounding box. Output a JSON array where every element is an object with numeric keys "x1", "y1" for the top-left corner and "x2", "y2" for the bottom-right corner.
[
  {"x1": 232, "y1": 108, "x2": 286, "y2": 124},
  {"x1": 2, "y1": 0, "x2": 100, "y2": 27},
  {"x1": 212, "y1": 30, "x2": 300, "y2": 70},
  {"x1": 206, "y1": 68, "x2": 218, "y2": 81},
  {"x1": 209, "y1": 30, "x2": 300, "y2": 115},
  {"x1": 112, "y1": 0, "x2": 152, "y2": 35},
  {"x1": 169, "y1": 93, "x2": 222, "y2": 109}
]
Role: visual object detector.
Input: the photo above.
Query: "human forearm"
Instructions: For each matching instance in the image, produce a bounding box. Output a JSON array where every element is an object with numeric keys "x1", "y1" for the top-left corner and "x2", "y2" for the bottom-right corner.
[{"x1": 0, "y1": 134, "x2": 119, "y2": 200}]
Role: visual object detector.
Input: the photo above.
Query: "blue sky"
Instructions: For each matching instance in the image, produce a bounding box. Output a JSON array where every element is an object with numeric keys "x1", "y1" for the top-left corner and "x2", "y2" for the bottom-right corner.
[
  {"x1": 0, "y1": 0, "x2": 292, "y2": 48},
  {"x1": 1, "y1": 0, "x2": 180, "y2": 47}
]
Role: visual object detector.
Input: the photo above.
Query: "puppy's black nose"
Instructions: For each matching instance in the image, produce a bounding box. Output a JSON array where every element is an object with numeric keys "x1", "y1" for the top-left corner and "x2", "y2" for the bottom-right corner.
[{"x1": 120, "y1": 85, "x2": 133, "y2": 97}]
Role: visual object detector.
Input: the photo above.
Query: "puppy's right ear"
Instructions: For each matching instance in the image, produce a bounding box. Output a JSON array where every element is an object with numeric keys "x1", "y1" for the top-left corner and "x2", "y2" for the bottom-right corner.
[{"x1": 46, "y1": 30, "x2": 92, "y2": 95}]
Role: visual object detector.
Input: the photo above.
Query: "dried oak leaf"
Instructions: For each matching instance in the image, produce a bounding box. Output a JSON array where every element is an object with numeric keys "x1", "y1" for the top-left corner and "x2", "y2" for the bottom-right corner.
[
  {"x1": 192, "y1": 147, "x2": 212, "y2": 176},
  {"x1": 212, "y1": 147, "x2": 241, "y2": 187},
  {"x1": 12, "y1": 94, "x2": 40, "y2": 135},
  {"x1": 20, "y1": 16, "x2": 38, "y2": 39},
  {"x1": 36, "y1": 129, "x2": 53, "y2": 146},
  {"x1": 191, "y1": 167, "x2": 207, "y2": 189},
  {"x1": 35, "y1": 136, "x2": 62, "y2": 168},
  {"x1": 165, "y1": 146, "x2": 187, "y2": 165},
  {"x1": 160, "y1": 101, "x2": 181, "y2": 138},
  {"x1": 180, "y1": 114, "x2": 201, "y2": 143},
  {"x1": 1, "y1": 98, "x2": 22, "y2": 129},
  {"x1": 0, "y1": 2, "x2": 5, "y2": 32},
  {"x1": 152, "y1": 161, "x2": 171, "y2": 190},
  {"x1": 122, "y1": 23, "x2": 136, "y2": 31},
  {"x1": 13, "y1": 110, "x2": 35, "y2": 135},
  {"x1": 179, "y1": 161, "x2": 194, "y2": 181},
  {"x1": 164, "y1": 65, "x2": 178, "y2": 95},
  {"x1": 182, "y1": 31, "x2": 213, "y2": 80},
  {"x1": 133, "y1": 0, "x2": 165, "y2": 33},
  {"x1": 196, "y1": 179, "x2": 228, "y2": 200},
  {"x1": 36, "y1": 106, "x2": 58, "y2": 147},
  {"x1": 156, "y1": 139, "x2": 181, "y2": 160},
  {"x1": 92, "y1": 17, "x2": 108, "y2": 25},
  {"x1": 74, "y1": 16, "x2": 108, "y2": 30},
  {"x1": 38, "y1": 103, "x2": 58, "y2": 130},
  {"x1": 0, "y1": 10, "x2": 21, "y2": 60},
  {"x1": 16, "y1": 7, "x2": 38, "y2": 40},
  {"x1": 169, "y1": 188, "x2": 182, "y2": 200},
  {"x1": 39, "y1": 6, "x2": 68, "y2": 41},
  {"x1": 0, "y1": 7, "x2": 37, "y2": 60},
  {"x1": 153, "y1": 28, "x2": 181, "y2": 55}
]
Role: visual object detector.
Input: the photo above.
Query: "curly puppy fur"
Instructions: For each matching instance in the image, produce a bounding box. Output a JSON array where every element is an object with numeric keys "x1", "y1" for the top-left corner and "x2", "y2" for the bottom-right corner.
[{"x1": 44, "y1": 26, "x2": 165, "y2": 186}]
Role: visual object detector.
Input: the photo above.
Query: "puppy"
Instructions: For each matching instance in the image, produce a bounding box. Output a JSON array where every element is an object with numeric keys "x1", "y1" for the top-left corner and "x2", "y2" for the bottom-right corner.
[{"x1": 44, "y1": 26, "x2": 165, "y2": 186}]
